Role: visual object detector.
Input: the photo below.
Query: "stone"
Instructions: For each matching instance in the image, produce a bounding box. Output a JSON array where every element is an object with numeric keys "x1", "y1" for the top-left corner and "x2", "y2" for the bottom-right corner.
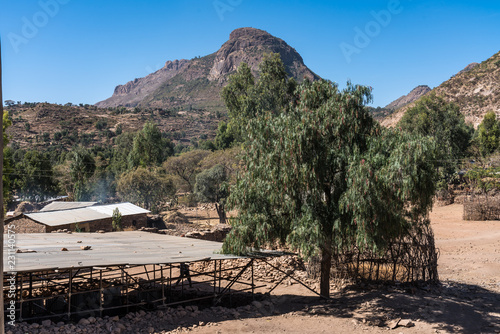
[
  {"x1": 388, "y1": 318, "x2": 401, "y2": 329},
  {"x1": 78, "y1": 318, "x2": 90, "y2": 326},
  {"x1": 399, "y1": 319, "x2": 415, "y2": 328},
  {"x1": 111, "y1": 315, "x2": 120, "y2": 321},
  {"x1": 41, "y1": 319, "x2": 52, "y2": 326},
  {"x1": 88, "y1": 316, "x2": 96, "y2": 323},
  {"x1": 80, "y1": 245, "x2": 91, "y2": 250},
  {"x1": 61, "y1": 248, "x2": 68, "y2": 251}
]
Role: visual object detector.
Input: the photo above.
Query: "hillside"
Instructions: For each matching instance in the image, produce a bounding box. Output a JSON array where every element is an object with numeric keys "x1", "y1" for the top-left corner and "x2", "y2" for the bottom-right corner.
[
  {"x1": 97, "y1": 27, "x2": 320, "y2": 111},
  {"x1": 381, "y1": 51, "x2": 500, "y2": 127},
  {"x1": 370, "y1": 85, "x2": 431, "y2": 121},
  {"x1": 5, "y1": 103, "x2": 218, "y2": 150}
]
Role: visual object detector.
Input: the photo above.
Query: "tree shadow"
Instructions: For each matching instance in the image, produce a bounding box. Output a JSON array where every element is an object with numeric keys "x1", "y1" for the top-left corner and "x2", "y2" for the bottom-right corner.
[
  {"x1": 269, "y1": 281, "x2": 500, "y2": 333},
  {"x1": 144, "y1": 281, "x2": 499, "y2": 333}
]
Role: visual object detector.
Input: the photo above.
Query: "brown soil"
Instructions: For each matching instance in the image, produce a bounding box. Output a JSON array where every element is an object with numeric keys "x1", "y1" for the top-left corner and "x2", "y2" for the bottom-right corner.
[{"x1": 177, "y1": 203, "x2": 500, "y2": 334}]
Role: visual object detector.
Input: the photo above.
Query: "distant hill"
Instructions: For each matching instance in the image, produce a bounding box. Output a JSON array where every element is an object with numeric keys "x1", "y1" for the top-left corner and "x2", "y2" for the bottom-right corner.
[
  {"x1": 370, "y1": 85, "x2": 431, "y2": 121},
  {"x1": 96, "y1": 27, "x2": 320, "y2": 111},
  {"x1": 381, "y1": 51, "x2": 500, "y2": 127}
]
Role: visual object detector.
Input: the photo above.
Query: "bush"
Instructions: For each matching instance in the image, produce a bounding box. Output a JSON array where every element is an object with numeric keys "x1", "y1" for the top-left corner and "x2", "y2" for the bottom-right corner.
[{"x1": 177, "y1": 193, "x2": 198, "y2": 207}]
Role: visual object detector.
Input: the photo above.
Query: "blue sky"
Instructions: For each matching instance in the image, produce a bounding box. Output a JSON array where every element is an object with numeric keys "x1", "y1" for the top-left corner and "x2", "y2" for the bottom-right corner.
[{"x1": 1, "y1": 0, "x2": 499, "y2": 107}]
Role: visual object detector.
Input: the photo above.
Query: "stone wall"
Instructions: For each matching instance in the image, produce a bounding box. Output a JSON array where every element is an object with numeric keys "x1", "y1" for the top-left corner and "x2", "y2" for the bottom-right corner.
[
  {"x1": 83, "y1": 214, "x2": 148, "y2": 232},
  {"x1": 121, "y1": 214, "x2": 148, "y2": 230},
  {"x1": 4, "y1": 216, "x2": 46, "y2": 233}
]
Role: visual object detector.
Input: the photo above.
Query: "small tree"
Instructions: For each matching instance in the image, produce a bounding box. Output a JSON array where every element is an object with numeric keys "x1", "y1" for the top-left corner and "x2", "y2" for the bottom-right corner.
[
  {"x1": 128, "y1": 122, "x2": 173, "y2": 168},
  {"x1": 112, "y1": 207, "x2": 123, "y2": 231},
  {"x1": 116, "y1": 167, "x2": 176, "y2": 213},
  {"x1": 163, "y1": 149, "x2": 211, "y2": 192},
  {"x1": 399, "y1": 94, "x2": 473, "y2": 188},
  {"x1": 194, "y1": 164, "x2": 229, "y2": 225},
  {"x1": 477, "y1": 111, "x2": 500, "y2": 156},
  {"x1": 399, "y1": 94, "x2": 473, "y2": 160}
]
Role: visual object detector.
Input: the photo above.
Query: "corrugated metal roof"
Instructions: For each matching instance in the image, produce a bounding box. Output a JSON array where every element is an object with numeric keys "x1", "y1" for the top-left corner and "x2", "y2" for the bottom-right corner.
[
  {"x1": 40, "y1": 201, "x2": 97, "y2": 212},
  {"x1": 89, "y1": 202, "x2": 150, "y2": 216},
  {"x1": 25, "y1": 203, "x2": 150, "y2": 227},
  {"x1": 25, "y1": 208, "x2": 109, "y2": 227},
  {"x1": 3, "y1": 231, "x2": 243, "y2": 272}
]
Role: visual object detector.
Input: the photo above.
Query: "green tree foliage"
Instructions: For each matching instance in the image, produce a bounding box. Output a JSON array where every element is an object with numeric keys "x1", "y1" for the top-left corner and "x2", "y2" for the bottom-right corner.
[
  {"x1": 199, "y1": 146, "x2": 241, "y2": 183},
  {"x1": 14, "y1": 151, "x2": 59, "y2": 202},
  {"x1": 116, "y1": 167, "x2": 176, "y2": 213},
  {"x1": 398, "y1": 94, "x2": 473, "y2": 159},
  {"x1": 69, "y1": 147, "x2": 96, "y2": 201},
  {"x1": 163, "y1": 149, "x2": 211, "y2": 192},
  {"x1": 214, "y1": 121, "x2": 235, "y2": 150},
  {"x1": 70, "y1": 147, "x2": 96, "y2": 184},
  {"x1": 109, "y1": 132, "x2": 135, "y2": 175},
  {"x1": 219, "y1": 53, "x2": 297, "y2": 145},
  {"x1": 194, "y1": 164, "x2": 229, "y2": 225},
  {"x1": 112, "y1": 207, "x2": 123, "y2": 231},
  {"x1": 477, "y1": 111, "x2": 500, "y2": 156},
  {"x1": 222, "y1": 80, "x2": 438, "y2": 298},
  {"x1": 128, "y1": 122, "x2": 174, "y2": 169}
]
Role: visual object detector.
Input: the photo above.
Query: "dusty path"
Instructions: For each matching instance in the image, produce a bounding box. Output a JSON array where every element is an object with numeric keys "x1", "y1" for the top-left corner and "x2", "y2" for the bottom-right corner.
[{"x1": 431, "y1": 204, "x2": 500, "y2": 290}]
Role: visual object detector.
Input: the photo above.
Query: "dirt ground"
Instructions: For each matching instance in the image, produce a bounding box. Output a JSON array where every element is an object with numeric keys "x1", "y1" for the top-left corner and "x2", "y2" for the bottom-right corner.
[{"x1": 173, "y1": 203, "x2": 500, "y2": 334}]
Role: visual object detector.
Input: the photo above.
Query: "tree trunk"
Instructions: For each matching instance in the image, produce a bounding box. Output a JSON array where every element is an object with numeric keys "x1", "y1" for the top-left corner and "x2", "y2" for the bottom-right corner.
[
  {"x1": 319, "y1": 242, "x2": 332, "y2": 299},
  {"x1": 215, "y1": 202, "x2": 227, "y2": 225}
]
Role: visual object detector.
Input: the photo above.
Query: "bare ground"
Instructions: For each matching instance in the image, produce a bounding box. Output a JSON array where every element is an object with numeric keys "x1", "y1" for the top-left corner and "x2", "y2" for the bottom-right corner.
[{"x1": 173, "y1": 203, "x2": 500, "y2": 334}]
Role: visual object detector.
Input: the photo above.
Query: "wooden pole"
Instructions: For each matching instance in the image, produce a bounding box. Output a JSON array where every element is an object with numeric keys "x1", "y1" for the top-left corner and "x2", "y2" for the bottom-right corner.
[{"x1": 1, "y1": 36, "x2": 6, "y2": 334}]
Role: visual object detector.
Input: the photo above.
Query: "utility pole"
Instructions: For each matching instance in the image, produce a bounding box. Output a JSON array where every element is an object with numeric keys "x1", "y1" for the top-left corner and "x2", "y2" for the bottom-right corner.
[{"x1": 0, "y1": 36, "x2": 5, "y2": 334}]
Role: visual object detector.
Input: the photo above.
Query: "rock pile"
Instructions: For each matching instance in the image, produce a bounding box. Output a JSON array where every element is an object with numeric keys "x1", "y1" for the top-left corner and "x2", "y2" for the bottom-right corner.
[{"x1": 6, "y1": 300, "x2": 277, "y2": 334}]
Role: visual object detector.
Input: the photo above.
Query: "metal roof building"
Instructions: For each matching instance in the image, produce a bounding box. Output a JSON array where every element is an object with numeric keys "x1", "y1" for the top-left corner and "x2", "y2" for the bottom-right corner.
[
  {"x1": 4, "y1": 231, "x2": 240, "y2": 272},
  {"x1": 26, "y1": 203, "x2": 150, "y2": 227},
  {"x1": 5, "y1": 202, "x2": 150, "y2": 233}
]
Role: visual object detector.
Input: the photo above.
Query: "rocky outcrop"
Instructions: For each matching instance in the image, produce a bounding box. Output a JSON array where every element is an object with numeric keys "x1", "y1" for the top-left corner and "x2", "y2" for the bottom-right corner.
[
  {"x1": 96, "y1": 59, "x2": 190, "y2": 108},
  {"x1": 208, "y1": 27, "x2": 319, "y2": 82}
]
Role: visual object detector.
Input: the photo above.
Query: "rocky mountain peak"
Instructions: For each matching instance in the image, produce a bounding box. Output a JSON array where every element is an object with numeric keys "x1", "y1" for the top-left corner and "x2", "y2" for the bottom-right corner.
[
  {"x1": 229, "y1": 27, "x2": 271, "y2": 40},
  {"x1": 208, "y1": 28, "x2": 317, "y2": 82}
]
